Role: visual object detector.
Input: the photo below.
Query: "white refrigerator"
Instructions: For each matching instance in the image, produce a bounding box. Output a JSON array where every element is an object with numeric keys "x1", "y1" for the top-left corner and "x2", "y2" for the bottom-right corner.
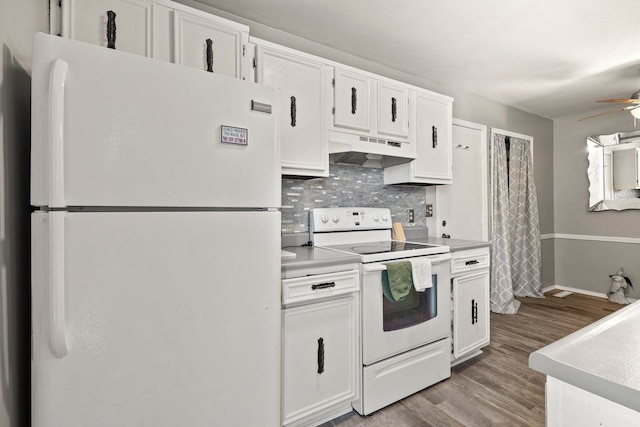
[{"x1": 30, "y1": 33, "x2": 281, "y2": 426}]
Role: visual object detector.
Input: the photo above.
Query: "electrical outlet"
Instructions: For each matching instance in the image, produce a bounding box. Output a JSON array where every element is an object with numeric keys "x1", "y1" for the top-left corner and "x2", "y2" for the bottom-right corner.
[
  {"x1": 425, "y1": 204, "x2": 433, "y2": 217},
  {"x1": 408, "y1": 208, "x2": 415, "y2": 223}
]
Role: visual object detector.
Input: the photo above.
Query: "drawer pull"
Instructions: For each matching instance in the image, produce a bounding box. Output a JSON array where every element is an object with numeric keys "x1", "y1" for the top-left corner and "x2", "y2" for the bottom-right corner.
[
  {"x1": 311, "y1": 281, "x2": 336, "y2": 291},
  {"x1": 465, "y1": 260, "x2": 479, "y2": 266},
  {"x1": 317, "y1": 338, "x2": 325, "y2": 374}
]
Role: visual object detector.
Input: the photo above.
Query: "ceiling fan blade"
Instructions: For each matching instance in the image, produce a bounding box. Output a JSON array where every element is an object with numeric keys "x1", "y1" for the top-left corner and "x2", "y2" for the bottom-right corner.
[
  {"x1": 596, "y1": 99, "x2": 640, "y2": 104},
  {"x1": 578, "y1": 106, "x2": 632, "y2": 121}
]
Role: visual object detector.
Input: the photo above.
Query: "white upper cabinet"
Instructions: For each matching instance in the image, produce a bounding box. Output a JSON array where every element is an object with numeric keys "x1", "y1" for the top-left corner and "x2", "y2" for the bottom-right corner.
[
  {"x1": 332, "y1": 69, "x2": 410, "y2": 140},
  {"x1": 377, "y1": 80, "x2": 409, "y2": 138},
  {"x1": 255, "y1": 40, "x2": 331, "y2": 177},
  {"x1": 170, "y1": 9, "x2": 248, "y2": 79},
  {"x1": 60, "y1": 0, "x2": 249, "y2": 79},
  {"x1": 333, "y1": 68, "x2": 372, "y2": 133},
  {"x1": 62, "y1": 0, "x2": 153, "y2": 56},
  {"x1": 384, "y1": 89, "x2": 453, "y2": 185}
]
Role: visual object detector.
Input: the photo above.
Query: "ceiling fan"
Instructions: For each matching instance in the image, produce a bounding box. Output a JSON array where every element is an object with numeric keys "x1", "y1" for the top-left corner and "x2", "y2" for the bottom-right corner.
[{"x1": 578, "y1": 89, "x2": 640, "y2": 121}]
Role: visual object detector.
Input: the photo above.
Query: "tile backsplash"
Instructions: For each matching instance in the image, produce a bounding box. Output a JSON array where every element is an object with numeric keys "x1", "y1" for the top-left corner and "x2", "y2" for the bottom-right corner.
[{"x1": 282, "y1": 164, "x2": 427, "y2": 234}]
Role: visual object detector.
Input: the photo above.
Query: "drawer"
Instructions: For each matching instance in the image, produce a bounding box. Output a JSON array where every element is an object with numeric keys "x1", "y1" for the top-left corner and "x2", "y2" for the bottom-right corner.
[
  {"x1": 355, "y1": 337, "x2": 451, "y2": 415},
  {"x1": 282, "y1": 269, "x2": 359, "y2": 306},
  {"x1": 451, "y1": 247, "x2": 490, "y2": 275}
]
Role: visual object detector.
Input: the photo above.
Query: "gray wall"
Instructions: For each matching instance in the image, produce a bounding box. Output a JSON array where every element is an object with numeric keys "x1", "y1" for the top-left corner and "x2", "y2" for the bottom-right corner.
[
  {"x1": 0, "y1": 0, "x2": 48, "y2": 425},
  {"x1": 554, "y1": 112, "x2": 640, "y2": 299}
]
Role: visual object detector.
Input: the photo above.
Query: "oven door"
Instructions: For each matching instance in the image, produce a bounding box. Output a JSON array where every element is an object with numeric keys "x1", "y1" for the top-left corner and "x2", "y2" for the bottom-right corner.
[{"x1": 361, "y1": 254, "x2": 452, "y2": 365}]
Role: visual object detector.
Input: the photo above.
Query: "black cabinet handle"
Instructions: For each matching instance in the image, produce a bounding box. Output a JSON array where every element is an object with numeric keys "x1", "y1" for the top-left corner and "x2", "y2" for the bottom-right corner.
[
  {"x1": 465, "y1": 260, "x2": 479, "y2": 266},
  {"x1": 351, "y1": 87, "x2": 357, "y2": 114},
  {"x1": 391, "y1": 97, "x2": 397, "y2": 122},
  {"x1": 311, "y1": 281, "x2": 336, "y2": 291},
  {"x1": 317, "y1": 338, "x2": 324, "y2": 374},
  {"x1": 290, "y1": 96, "x2": 296, "y2": 127},
  {"x1": 471, "y1": 300, "x2": 478, "y2": 324},
  {"x1": 432, "y1": 125, "x2": 438, "y2": 148},
  {"x1": 206, "y1": 38, "x2": 213, "y2": 72},
  {"x1": 106, "y1": 11, "x2": 116, "y2": 49},
  {"x1": 471, "y1": 299, "x2": 475, "y2": 324},
  {"x1": 442, "y1": 233, "x2": 450, "y2": 239}
]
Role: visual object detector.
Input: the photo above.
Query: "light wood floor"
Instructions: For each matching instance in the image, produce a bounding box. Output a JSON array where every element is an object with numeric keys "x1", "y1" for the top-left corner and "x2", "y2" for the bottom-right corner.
[{"x1": 323, "y1": 290, "x2": 623, "y2": 427}]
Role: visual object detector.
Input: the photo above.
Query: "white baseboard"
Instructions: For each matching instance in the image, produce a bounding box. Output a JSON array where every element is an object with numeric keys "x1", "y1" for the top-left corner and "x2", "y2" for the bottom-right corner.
[{"x1": 542, "y1": 284, "x2": 637, "y2": 303}]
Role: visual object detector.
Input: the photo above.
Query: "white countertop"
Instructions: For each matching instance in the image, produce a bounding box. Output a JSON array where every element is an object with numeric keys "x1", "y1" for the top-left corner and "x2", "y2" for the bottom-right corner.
[{"x1": 529, "y1": 299, "x2": 640, "y2": 412}]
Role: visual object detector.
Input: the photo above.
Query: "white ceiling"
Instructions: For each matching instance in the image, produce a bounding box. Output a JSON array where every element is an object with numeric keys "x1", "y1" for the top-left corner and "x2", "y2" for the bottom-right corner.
[{"x1": 193, "y1": 0, "x2": 640, "y2": 120}]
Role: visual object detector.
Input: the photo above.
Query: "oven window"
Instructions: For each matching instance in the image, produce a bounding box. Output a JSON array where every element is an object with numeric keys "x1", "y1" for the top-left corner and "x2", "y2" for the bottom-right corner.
[{"x1": 382, "y1": 275, "x2": 437, "y2": 332}]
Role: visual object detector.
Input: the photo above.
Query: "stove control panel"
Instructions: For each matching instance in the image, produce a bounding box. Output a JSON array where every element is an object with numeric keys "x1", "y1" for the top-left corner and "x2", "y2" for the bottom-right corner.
[{"x1": 311, "y1": 207, "x2": 392, "y2": 233}]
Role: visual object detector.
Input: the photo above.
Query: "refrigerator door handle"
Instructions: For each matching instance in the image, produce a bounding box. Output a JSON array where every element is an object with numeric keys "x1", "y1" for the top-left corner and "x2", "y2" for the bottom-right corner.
[
  {"x1": 49, "y1": 59, "x2": 68, "y2": 208},
  {"x1": 50, "y1": 211, "x2": 69, "y2": 358}
]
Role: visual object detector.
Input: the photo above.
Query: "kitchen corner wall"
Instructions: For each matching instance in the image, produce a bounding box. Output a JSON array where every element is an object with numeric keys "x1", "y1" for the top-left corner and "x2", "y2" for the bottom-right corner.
[
  {"x1": 282, "y1": 164, "x2": 428, "y2": 235},
  {"x1": 553, "y1": 112, "x2": 640, "y2": 300}
]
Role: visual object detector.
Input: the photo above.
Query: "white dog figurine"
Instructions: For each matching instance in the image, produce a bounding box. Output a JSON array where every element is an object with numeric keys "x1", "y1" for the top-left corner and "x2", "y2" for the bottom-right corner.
[{"x1": 608, "y1": 268, "x2": 633, "y2": 304}]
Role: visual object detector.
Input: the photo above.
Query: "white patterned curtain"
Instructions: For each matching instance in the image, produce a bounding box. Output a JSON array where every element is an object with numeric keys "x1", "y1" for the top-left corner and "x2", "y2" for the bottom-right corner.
[
  {"x1": 508, "y1": 138, "x2": 543, "y2": 298},
  {"x1": 491, "y1": 133, "x2": 543, "y2": 314},
  {"x1": 490, "y1": 134, "x2": 521, "y2": 314}
]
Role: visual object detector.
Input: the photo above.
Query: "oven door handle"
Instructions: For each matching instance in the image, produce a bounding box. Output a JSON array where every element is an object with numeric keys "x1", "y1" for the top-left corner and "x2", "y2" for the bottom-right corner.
[
  {"x1": 363, "y1": 254, "x2": 452, "y2": 273},
  {"x1": 363, "y1": 264, "x2": 388, "y2": 273}
]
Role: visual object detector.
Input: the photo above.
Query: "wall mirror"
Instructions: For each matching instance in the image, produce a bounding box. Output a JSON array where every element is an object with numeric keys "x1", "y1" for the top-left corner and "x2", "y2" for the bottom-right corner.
[{"x1": 587, "y1": 129, "x2": 640, "y2": 211}]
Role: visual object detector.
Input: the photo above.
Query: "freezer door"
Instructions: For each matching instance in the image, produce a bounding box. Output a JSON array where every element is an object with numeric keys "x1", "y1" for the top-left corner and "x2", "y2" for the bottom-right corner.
[
  {"x1": 31, "y1": 211, "x2": 281, "y2": 426},
  {"x1": 31, "y1": 33, "x2": 280, "y2": 208}
]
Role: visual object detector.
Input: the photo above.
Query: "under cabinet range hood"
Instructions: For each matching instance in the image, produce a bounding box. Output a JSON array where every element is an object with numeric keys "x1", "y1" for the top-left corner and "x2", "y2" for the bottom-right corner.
[{"x1": 328, "y1": 130, "x2": 415, "y2": 168}]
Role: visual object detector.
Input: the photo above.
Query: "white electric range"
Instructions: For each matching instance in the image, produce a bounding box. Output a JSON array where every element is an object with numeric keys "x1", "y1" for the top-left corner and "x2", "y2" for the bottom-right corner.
[{"x1": 310, "y1": 207, "x2": 452, "y2": 415}]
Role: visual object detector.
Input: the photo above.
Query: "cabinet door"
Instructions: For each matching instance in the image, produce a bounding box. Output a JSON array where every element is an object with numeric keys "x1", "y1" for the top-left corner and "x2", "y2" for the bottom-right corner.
[
  {"x1": 378, "y1": 81, "x2": 409, "y2": 138},
  {"x1": 437, "y1": 120, "x2": 488, "y2": 240},
  {"x1": 257, "y1": 46, "x2": 330, "y2": 177},
  {"x1": 172, "y1": 10, "x2": 247, "y2": 78},
  {"x1": 333, "y1": 68, "x2": 372, "y2": 132},
  {"x1": 452, "y1": 271, "x2": 490, "y2": 358},
  {"x1": 414, "y1": 91, "x2": 453, "y2": 182},
  {"x1": 282, "y1": 296, "x2": 359, "y2": 425},
  {"x1": 63, "y1": 0, "x2": 152, "y2": 56}
]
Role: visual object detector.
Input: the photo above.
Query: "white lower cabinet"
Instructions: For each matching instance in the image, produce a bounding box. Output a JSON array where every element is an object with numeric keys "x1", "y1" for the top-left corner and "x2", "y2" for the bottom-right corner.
[
  {"x1": 281, "y1": 270, "x2": 359, "y2": 426},
  {"x1": 545, "y1": 377, "x2": 640, "y2": 426},
  {"x1": 451, "y1": 247, "x2": 490, "y2": 364}
]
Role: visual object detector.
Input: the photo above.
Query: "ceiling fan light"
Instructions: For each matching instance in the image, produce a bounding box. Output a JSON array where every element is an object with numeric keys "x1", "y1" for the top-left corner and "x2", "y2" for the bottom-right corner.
[{"x1": 631, "y1": 106, "x2": 640, "y2": 119}]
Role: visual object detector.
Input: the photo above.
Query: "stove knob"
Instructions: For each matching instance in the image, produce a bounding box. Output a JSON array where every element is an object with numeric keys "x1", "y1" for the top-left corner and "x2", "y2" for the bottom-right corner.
[
  {"x1": 382, "y1": 215, "x2": 389, "y2": 222},
  {"x1": 321, "y1": 215, "x2": 329, "y2": 224},
  {"x1": 332, "y1": 215, "x2": 340, "y2": 223},
  {"x1": 373, "y1": 215, "x2": 380, "y2": 222}
]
